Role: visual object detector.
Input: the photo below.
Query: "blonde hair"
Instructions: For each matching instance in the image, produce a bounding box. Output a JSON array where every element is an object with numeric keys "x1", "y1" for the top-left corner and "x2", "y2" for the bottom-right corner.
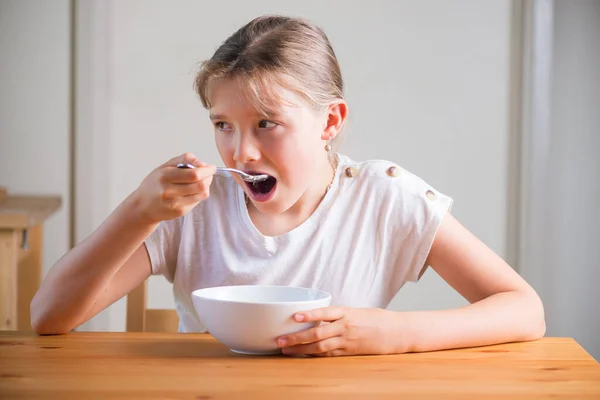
[{"x1": 194, "y1": 15, "x2": 346, "y2": 147}]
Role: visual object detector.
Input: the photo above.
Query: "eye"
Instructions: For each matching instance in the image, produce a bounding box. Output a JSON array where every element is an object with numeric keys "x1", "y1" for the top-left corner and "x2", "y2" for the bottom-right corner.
[
  {"x1": 258, "y1": 120, "x2": 277, "y2": 129},
  {"x1": 215, "y1": 121, "x2": 233, "y2": 131}
]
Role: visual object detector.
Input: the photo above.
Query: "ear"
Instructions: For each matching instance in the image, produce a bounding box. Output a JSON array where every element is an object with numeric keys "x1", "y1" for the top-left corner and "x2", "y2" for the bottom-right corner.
[{"x1": 321, "y1": 100, "x2": 348, "y2": 141}]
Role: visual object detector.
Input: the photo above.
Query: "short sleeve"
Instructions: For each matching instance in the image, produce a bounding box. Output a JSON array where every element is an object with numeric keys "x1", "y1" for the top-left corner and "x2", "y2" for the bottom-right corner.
[
  {"x1": 144, "y1": 217, "x2": 184, "y2": 283},
  {"x1": 388, "y1": 169, "x2": 453, "y2": 285}
]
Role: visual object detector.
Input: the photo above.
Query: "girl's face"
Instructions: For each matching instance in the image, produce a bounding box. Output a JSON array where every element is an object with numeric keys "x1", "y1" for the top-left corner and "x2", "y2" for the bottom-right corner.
[{"x1": 208, "y1": 78, "x2": 344, "y2": 215}]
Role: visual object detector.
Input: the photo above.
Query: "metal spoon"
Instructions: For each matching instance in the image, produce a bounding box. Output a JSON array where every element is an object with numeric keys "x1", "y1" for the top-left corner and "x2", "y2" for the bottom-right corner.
[{"x1": 176, "y1": 163, "x2": 269, "y2": 183}]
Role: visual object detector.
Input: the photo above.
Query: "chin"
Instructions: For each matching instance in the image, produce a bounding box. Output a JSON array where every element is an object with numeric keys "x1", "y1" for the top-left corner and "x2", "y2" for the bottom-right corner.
[
  {"x1": 250, "y1": 196, "x2": 291, "y2": 215},
  {"x1": 249, "y1": 192, "x2": 301, "y2": 216}
]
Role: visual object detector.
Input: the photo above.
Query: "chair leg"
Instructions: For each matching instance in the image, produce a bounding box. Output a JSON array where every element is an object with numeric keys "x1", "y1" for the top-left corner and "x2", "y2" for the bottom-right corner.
[
  {"x1": 18, "y1": 225, "x2": 43, "y2": 331},
  {"x1": 126, "y1": 280, "x2": 147, "y2": 332}
]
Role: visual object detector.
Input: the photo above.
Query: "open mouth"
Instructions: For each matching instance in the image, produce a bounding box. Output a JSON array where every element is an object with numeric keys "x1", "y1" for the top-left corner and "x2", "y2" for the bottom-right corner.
[{"x1": 245, "y1": 174, "x2": 277, "y2": 202}]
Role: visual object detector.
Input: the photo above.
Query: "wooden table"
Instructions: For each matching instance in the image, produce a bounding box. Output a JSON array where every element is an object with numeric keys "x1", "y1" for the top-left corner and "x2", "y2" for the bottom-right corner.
[
  {"x1": 0, "y1": 187, "x2": 61, "y2": 331},
  {"x1": 0, "y1": 332, "x2": 599, "y2": 399}
]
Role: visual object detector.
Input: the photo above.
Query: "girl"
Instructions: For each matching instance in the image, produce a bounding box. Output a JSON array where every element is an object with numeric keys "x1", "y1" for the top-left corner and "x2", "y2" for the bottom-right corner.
[{"x1": 31, "y1": 15, "x2": 545, "y2": 357}]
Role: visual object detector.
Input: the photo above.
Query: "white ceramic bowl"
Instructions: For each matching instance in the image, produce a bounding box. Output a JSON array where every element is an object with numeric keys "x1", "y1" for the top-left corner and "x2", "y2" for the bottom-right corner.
[{"x1": 191, "y1": 285, "x2": 332, "y2": 355}]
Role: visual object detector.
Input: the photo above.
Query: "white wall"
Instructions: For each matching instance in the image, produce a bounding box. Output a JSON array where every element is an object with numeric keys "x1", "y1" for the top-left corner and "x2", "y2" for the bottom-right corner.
[
  {"x1": 78, "y1": 0, "x2": 514, "y2": 332},
  {"x1": 523, "y1": 0, "x2": 600, "y2": 361},
  {"x1": 0, "y1": 1, "x2": 71, "y2": 277}
]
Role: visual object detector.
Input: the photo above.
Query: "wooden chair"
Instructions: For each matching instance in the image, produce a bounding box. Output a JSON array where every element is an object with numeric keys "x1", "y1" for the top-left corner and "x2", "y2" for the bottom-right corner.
[
  {"x1": 126, "y1": 280, "x2": 179, "y2": 332},
  {"x1": 0, "y1": 186, "x2": 61, "y2": 331}
]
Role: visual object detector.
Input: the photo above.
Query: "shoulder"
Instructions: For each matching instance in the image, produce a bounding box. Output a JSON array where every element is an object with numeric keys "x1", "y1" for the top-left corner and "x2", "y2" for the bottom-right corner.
[
  {"x1": 333, "y1": 154, "x2": 453, "y2": 282},
  {"x1": 335, "y1": 154, "x2": 451, "y2": 208}
]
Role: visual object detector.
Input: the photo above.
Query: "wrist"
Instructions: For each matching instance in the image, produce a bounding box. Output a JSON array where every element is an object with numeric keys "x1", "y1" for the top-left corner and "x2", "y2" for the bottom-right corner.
[
  {"x1": 385, "y1": 309, "x2": 415, "y2": 354},
  {"x1": 121, "y1": 189, "x2": 161, "y2": 228}
]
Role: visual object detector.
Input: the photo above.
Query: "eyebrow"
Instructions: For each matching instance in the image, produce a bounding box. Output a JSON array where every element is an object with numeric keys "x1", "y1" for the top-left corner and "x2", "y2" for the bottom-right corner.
[{"x1": 209, "y1": 112, "x2": 282, "y2": 121}]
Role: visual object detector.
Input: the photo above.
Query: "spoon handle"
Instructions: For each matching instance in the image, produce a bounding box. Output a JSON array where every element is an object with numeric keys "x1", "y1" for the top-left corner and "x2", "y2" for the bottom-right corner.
[
  {"x1": 177, "y1": 163, "x2": 234, "y2": 174},
  {"x1": 176, "y1": 163, "x2": 267, "y2": 182},
  {"x1": 176, "y1": 164, "x2": 241, "y2": 175}
]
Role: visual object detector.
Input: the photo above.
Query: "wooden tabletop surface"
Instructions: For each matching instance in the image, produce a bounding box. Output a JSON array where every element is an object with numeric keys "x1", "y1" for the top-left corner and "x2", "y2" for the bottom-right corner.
[{"x1": 1, "y1": 331, "x2": 599, "y2": 399}]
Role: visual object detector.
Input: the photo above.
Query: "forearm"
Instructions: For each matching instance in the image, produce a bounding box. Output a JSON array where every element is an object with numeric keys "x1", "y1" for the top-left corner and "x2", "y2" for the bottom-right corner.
[
  {"x1": 392, "y1": 290, "x2": 546, "y2": 353},
  {"x1": 30, "y1": 191, "x2": 158, "y2": 332}
]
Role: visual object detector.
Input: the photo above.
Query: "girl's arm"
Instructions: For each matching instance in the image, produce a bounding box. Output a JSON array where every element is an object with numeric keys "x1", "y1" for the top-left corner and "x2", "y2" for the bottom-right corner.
[
  {"x1": 277, "y1": 212, "x2": 545, "y2": 356},
  {"x1": 30, "y1": 194, "x2": 157, "y2": 334},
  {"x1": 397, "y1": 211, "x2": 546, "y2": 352},
  {"x1": 30, "y1": 154, "x2": 215, "y2": 334}
]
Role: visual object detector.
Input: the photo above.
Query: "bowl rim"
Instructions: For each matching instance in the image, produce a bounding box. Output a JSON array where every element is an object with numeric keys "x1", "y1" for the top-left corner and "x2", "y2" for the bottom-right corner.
[{"x1": 191, "y1": 284, "x2": 332, "y2": 305}]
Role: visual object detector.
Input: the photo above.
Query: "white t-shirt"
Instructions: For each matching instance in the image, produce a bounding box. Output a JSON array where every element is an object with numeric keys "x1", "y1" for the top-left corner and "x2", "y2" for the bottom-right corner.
[{"x1": 145, "y1": 153, "x2": 453, "y2": 332}]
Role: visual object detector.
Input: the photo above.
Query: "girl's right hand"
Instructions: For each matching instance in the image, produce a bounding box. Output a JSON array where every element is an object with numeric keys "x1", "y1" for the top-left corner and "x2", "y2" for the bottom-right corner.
[{"x1": 133, "y1": 153, "x2": 216, "y2": 224}]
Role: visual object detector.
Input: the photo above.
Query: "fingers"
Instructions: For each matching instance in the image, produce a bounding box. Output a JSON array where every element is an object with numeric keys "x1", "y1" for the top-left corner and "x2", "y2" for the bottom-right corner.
[
  {"x1": 178, "y1": 192, "x2": 210, "y2": 207},
  {"x1": 157, "y1": 153, "x2": 215, "y2": 208},
  {"x1": 158, "y1": 152, "x2": 216, "y2": 184},
  {"x1": 158, "y1": 189, "x2": 210, "y2": 218},
  {"x1": 162, "y1": 165, "x2": 216, "y2": 184},
  {"x1": 277, "y1": 307, "x2": 348, "y2": 357},
  {"x1": 280, "y1": 336, "x2": 345, "y2": 356},
  {"x1": 278, "y1": 319, "x2": 345, "y2": 348},
  {"x1": 162, "y1": 180, "x2": 212, "y2": 198},
  {"x1": 292, "y1": 306, "x2": 346, "y2": 323}
]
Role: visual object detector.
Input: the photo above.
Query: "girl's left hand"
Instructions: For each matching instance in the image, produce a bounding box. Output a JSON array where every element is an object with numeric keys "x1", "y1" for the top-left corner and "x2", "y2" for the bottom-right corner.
[{"x1": 277, "y1": 307, "x2": 404, "y2": 357}]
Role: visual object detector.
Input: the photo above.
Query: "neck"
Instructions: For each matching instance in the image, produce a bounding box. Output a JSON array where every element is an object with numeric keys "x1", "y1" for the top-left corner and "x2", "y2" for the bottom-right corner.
[
  {"x1": 247, "y1": 154, "x2": 336, "y2": 236},
  {"x1": 288, "y1": 154, "x2": 336, "y2": 217}
]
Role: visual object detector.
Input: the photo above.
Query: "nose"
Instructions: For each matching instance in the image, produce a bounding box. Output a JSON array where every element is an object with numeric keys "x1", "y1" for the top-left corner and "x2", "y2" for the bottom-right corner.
[{"x1": 233, "y1": 131, "x2": 261, "y2": 164}]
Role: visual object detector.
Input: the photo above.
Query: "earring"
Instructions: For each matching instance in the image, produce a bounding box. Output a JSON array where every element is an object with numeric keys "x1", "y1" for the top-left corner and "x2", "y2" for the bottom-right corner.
[{"x1": 324, "y1": 143, "x2": 332, "y2": 152}]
